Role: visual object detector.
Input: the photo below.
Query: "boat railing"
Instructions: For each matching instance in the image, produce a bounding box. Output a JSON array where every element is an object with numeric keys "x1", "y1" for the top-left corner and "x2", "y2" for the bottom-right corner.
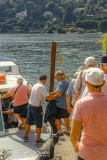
[{"x1": 0, "y1": 101, "x2": 5, "y2": 136}]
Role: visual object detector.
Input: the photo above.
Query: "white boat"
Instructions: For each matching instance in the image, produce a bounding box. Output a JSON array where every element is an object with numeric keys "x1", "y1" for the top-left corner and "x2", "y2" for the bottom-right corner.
[
  {"x1": 0, "y1": 58, "x2": 52, "y2": 160},
  {"x1": 0, "y1": 58, "x2": 30, "y2": 93}
]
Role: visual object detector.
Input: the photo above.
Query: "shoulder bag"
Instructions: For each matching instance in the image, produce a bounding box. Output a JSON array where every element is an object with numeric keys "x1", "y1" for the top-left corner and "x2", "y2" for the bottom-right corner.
[
  {"x1": 72, "y1": 71, "x2": 83, "y2": 107},
  {"x1": 9, "y1": 84, "x2": 22, "y2": 109}
]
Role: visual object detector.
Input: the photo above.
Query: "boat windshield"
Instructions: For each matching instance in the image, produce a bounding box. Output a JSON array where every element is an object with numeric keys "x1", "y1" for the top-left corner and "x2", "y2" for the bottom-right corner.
[{"x1": 0, "y1": 66, "x2": 12, "y2": 73}]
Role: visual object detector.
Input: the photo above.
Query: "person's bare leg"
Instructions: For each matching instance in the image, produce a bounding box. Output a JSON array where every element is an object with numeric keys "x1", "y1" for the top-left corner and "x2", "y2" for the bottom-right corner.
[
  {"x1": 21, "y1": 117, "x2": 26, "y2": 127},
  {"x1": 14, "y1": 113, "x2": 21, "y2": 120},
  {"x1": 64, "y1": 118, "x2": 69, "y2": 133},
  {"x1": 24, "y1": 124, "x2": 31, "y2": 137},
  {"x1": 14, "y1": 113, "x2": 22, "y2": 127},
  {"x1": 55, "y1": 119, "x2": 63, "y2": 134},
  {"x1": 36, "y1": 128, "x2": 41, "y2": 141}
]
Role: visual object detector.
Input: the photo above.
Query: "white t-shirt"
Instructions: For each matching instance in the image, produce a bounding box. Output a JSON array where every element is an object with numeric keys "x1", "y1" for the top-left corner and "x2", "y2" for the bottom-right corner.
[
  {"x1": 29, "y1": 81, "x2": 49, "y2": 106},
  {"x1": 82, "y1": 73, "x2": 107, "y2": 98}
]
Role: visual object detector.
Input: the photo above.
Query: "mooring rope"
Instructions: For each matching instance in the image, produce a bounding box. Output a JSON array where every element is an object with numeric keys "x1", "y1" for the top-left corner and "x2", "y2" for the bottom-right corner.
[{"x1": 0, "y1": 149, "x2": 12, "y2": 160}]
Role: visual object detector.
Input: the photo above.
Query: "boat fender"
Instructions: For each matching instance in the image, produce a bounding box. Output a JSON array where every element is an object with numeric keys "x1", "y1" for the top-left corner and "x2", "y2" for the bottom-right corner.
[{"x1": 0, "y1": 73, "x2": 6, "y2": 84}]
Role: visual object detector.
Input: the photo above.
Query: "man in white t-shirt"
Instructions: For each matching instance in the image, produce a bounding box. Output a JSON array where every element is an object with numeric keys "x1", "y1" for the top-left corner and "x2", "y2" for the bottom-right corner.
[
  {"x1": 82, "y1": 55, "x2": 107, "y2": 98},
  {"x1": 23, "y1": 74, "x2": 61, "y2": 144}
]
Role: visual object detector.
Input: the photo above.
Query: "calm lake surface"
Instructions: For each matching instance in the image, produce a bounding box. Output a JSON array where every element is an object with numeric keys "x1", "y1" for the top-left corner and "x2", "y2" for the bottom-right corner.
[{"x1": 0, "y1": 33, "x2": 103, "y2": 89}]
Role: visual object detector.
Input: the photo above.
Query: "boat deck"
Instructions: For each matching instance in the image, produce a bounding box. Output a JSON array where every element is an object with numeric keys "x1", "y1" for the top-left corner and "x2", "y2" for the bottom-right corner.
[{"x1": 0, "y1": 125, "x2": 50, "y2": 160}]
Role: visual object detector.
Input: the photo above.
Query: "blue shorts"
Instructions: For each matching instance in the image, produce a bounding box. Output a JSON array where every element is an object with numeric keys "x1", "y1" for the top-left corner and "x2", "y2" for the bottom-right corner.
[{"x1": 26, "y1": 105, "x2": 43, "y2": 128}]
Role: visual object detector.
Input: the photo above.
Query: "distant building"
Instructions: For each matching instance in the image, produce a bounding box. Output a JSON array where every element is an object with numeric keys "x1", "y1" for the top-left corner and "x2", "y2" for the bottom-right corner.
[
  {"x1": 16, "y1": 9, "x2": 27, "y2": 19},
  {"x1": 53, "y1": 18, "x2": 56, "y2": 22},
  {"x1": 43, "y1": 11, "x2": 53, "y2": 17}
]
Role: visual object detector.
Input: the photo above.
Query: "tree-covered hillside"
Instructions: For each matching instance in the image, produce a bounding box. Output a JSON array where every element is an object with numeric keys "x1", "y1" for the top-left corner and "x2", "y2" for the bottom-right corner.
[{"x1": 0, "y1": 0, "x2": 107, "y2": 33}]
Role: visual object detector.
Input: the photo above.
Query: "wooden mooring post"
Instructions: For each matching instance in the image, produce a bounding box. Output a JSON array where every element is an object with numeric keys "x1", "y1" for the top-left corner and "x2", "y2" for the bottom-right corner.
[
  {"x1": 39, "y1": 42, "x2": 57, "y2": 160},
  {"x1": 49, "y1": 42, "x2": 56, "y2": 92}
]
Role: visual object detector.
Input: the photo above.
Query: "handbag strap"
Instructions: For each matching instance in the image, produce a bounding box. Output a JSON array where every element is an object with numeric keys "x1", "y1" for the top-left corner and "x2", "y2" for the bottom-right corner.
[{"x1": 14, "y1": 84, "x2": 22, "y2": 97}]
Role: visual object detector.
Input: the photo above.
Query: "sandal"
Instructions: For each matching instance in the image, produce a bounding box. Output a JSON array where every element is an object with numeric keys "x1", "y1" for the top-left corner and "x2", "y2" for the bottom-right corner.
[
  {"x1": 23, "y1": 136, "x2": 28, "y2": 142},
  {"x1": 63, "y1": 131, "x2": 70, "y2": 136},
  {"x1": 57, "y1": 133, "x2": 64, "y2": 136}
]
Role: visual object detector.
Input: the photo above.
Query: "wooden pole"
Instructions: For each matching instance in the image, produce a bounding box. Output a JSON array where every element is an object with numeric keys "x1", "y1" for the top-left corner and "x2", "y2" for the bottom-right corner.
[{"x1": 49, "y1": 42, "x2": 56, "y2": 92}]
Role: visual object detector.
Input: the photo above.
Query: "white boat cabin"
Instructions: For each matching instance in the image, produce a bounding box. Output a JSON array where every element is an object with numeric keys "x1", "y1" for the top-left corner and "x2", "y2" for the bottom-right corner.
[{"x1": 0, "y1": 58, "x2": 28, "y2": 93}]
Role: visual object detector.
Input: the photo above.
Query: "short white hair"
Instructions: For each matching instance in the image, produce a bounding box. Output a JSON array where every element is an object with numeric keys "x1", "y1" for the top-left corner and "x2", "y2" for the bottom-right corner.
[
  {"x1": 17, "y1": 76, "x2": 23, "y2": 84},
  {"x1": 84, "y1": 57, "x2": 96, "y2": 67}
]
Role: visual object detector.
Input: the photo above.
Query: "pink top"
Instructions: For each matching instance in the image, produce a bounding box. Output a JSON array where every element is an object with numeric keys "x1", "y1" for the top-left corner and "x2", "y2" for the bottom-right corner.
[
  {"x1": 9, "y1": 84, "x2": 31, "y2": 107},
  {"x1": 72, "y1": 92, "x2": 107, "y2": 160}
]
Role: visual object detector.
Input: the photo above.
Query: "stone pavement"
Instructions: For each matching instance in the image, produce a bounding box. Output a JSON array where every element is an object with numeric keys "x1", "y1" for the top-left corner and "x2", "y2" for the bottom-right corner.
[
  {"x1": 51, "y1": 115, "x2": 78, "y2": 160},
  {"x1": 52, "y1": 132, "x2": 77, "y2": 160}
]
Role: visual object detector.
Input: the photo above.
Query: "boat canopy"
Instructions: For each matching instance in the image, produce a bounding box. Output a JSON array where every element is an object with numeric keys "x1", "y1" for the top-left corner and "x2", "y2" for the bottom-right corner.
[
  {"x1": 0, "y1": 60, "x2": 20, "y2": 75},
  {"x1": 0, "y1": 58, "x2": 12, "y2": 61}
]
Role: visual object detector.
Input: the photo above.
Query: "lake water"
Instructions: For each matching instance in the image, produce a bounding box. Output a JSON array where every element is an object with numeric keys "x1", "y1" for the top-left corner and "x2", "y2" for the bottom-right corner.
[{"x1": 0, "y1": 33, "x2": 103, "y2": 89}]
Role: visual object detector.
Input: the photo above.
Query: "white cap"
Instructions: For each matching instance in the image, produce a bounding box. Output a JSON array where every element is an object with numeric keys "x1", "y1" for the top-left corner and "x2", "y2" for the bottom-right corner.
[
  {"x1": 85, "y1": 68, "x2": 104, "y2": 86},
  {"x1": 84, "y1": 57, "x2": 96, "y2": 67}
]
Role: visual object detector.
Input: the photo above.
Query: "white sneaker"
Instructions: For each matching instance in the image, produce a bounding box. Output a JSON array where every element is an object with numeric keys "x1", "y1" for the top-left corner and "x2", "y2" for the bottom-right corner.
[{"x1": 18, "y1": 121, "x2": 23, "y2": 128}]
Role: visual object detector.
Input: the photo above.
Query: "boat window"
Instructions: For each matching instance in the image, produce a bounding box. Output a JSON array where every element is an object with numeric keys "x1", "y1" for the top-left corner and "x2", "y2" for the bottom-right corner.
[{"x1": 0, "y1": 66, "x2": 12, "y2": 73}]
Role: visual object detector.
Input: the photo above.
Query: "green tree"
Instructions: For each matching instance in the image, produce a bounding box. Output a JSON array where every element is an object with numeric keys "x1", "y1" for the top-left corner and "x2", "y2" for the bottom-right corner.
[
  {"x1": 47, "y1": 27, "x2": 53, "y2": 33},
  {"x1": 76, "y1": 20, "x2": 98, "y2": 29},
  {"x1": 70, "y1": 27, "x2": 75, "y2": 32},
  {"x1": 98, "y1": 20, "x2": 107, "y2": 32},
  {"x1": 57, "y1": 27, "x2": 62, "y2": 33}
]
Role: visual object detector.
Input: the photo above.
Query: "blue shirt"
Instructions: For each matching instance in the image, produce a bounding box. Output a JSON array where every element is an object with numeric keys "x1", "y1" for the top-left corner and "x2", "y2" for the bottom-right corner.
[
  {"x1": 66, "y1": 79, "x2": 76, "y2": 105},
  {"x1": 55, "y1": 78, "x2": 69, "y2": 110}
]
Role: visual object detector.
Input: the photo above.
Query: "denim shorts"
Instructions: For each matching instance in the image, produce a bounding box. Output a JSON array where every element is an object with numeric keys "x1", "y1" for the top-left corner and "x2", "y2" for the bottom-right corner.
[{"x1": 26, "y1": 105, "x2": 43, "y2": 128}]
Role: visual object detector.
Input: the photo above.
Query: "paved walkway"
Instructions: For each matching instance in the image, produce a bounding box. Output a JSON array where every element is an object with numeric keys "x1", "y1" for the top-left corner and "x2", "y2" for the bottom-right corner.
[
  {"x1": 52, "y1": 133, "x2": 77, "y2": 160},
  {"x1": 52, "y1": 115, "x2": 78, "y2": 160}
]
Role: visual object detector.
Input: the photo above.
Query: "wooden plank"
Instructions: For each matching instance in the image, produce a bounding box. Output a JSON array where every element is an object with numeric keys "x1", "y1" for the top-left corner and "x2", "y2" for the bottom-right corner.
[{"x1": 49, "y1": 42, "x2": 56, "y2": 92}]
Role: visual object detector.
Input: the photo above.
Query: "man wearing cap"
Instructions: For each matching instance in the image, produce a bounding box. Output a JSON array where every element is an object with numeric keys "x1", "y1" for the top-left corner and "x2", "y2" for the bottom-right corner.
[
  {"x1": 70, "y1": 68, "x2": 107, "y2": 160},
  {"x1": 23, "y1": 74, "x2": 61, "y2": 144},
  {"x1": 74, "y1": 56, "x2": 96, "y2": 100},
  {"x1": 82, "y1": 55, "x2": 107, "y2": 97}
]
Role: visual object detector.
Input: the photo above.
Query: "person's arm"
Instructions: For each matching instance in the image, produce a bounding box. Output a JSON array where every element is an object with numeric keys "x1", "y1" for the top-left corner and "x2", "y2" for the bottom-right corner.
[
  {"x1": 62, "y1": 71, "x2": 72, "y2": 81},
  {"x1": 28, "y1": 88, "x2": 31, "y2": 96},
  {"x1": 46, "y1": 92, "x2": 62, "y2": 101},
  {"x1": 49, "y1": 92, "x2": 57, "y2": 96},
  {"x1": 3, "y1": 111, "x2": 13, "y2": 114},
  {"x1": 70, "y1": 120, "x2": 82, "y2": 152},
  {"x1": 0, "y1": 92, "x2": 11, "y2": 101},
  {"x1": 66, "y1": 94, "x2": 72, "y2": 114}
]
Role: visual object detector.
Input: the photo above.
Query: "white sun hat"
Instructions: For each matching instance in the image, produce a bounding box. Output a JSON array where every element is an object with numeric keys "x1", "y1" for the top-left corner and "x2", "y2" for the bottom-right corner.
[{"x1": 85, "y1": 68, "x2": 104, "y2": 86}]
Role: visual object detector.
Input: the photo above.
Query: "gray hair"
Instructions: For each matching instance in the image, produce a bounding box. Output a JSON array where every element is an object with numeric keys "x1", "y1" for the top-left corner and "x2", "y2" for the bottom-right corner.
[
  {"x1": 55, "y1": 71, "x2": 63, "y2": 77},
  {"x1": 84, "y1": 57, "x2": 96, "y2": 67},
  {"x1": 17, "y1": 76, "x2": 23, "y2": 84}
]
